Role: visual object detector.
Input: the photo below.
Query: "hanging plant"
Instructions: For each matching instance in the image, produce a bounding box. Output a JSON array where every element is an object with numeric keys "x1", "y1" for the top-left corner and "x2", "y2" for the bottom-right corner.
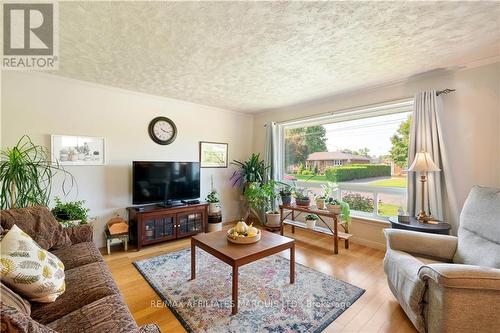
[{"x1": 0, "y1": 135, "x2": 75, "y2": 209}]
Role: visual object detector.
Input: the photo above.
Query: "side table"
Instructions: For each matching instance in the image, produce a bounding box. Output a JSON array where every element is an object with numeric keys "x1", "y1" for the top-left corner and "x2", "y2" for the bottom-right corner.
[{"x1": 388, "y1": 216, "x2": 451, "y2": 235}]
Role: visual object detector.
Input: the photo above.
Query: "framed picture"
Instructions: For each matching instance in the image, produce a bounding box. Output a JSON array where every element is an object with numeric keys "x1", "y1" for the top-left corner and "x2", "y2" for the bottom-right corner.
[
  {"x1": 51, "y1": 135, "x2": 105, "y2": 166},
  {"x1": 199, "y1": 141, "x2": 228, "y2": 168}
]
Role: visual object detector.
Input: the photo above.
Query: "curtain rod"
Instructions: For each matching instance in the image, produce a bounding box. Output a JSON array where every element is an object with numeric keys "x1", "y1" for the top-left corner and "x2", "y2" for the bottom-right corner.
[{"x1": 436, "y1": 88, "x2": 456, "y2": 96}]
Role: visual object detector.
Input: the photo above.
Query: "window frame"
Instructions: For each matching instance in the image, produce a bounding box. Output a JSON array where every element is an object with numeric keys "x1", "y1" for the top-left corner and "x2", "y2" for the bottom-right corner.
[{"x1": 276, "y1": 98, "x2": 414, "y2": 220}]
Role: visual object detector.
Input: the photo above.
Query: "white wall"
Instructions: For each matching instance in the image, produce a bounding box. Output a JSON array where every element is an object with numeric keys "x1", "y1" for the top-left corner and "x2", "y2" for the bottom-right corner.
[
  {"x1": 2, "y1": 62, "x2": 498, "y2": 250},
  {"x1": 253, "y1": 62, "x2": 500, "y2": 247},
  {"x1": 1, "y1": 71, "x2": 253, "y2": 247}
]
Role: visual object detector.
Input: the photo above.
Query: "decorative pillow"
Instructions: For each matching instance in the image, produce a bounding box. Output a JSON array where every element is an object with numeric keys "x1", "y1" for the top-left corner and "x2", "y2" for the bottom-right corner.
[
  {"x1": 0, "y1": 206, "x2": 71, "y2": 250},
  {"x1": 0, "y1": 282, "x2": 31, "y2": 315},
  {"x1": 0, "y1": 225, "x2": 66, "y2": 303}
]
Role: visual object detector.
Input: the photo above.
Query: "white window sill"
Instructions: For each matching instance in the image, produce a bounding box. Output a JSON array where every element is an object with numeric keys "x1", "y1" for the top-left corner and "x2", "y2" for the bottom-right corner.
[{"x1": 350, "y1": 214, "x2": 391, "y2": 226}]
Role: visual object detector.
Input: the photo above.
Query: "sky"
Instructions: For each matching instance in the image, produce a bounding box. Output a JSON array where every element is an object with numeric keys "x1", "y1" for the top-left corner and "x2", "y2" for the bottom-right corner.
[{"x1": 324, "y1": 112, "x2": 411, "y2": 157}]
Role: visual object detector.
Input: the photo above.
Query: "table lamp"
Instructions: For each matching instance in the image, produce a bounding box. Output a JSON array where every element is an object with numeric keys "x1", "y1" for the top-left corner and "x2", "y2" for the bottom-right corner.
[{"x1": 408, "y1": 151, "x2": 441, "y2": 222}]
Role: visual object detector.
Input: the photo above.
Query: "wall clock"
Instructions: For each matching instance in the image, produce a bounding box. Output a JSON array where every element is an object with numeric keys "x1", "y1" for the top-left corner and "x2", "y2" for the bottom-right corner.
[{"x1": 148, "y1": 116, "x2": 177, "y2": 145}]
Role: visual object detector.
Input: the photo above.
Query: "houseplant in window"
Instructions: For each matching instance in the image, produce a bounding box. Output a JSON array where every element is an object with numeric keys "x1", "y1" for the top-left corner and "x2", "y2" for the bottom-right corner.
[
  {"x1": 316, "y1": 182, "x2": 338, "y2": 209},
  {"x1": 0, "y1": 135, "x2": 74, "y2": 209},
  {"x1": 305, "y1": 214, "x2": 319, "y2": 229},
  {"x1": 326, "y1": 198, "x2": 342, "y2": 214},
  {"x1": 51, "y1": 197, "x2": 90, "y2": 227},
  {"x1": 326, "y1": 198, "x2": 351, "y2": 224},
  {"x1": 279, "y1": 184, "x2": 293, "y2": 206},
  {"x1": 294, "y1": 187, "x2": 311, "y2": 206}
]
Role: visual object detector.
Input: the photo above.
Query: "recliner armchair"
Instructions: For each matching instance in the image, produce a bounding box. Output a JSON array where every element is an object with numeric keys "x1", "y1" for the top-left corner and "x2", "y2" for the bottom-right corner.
[{"x1": 383, "y1": 186, "x2": 500, "y2": 333}]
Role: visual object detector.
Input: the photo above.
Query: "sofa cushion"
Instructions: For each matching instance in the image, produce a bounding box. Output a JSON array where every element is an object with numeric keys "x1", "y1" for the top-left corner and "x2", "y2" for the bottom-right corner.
[
  {"x1": 50, "y1": 242, "x2": 103, "y2": 270},
  {"x1": 1, "y1": 225, "x2": 66, "y2": 303},
  {"x1": 64, "y1": 224, "x2": 94, "y2": 244},
  {"x1": 0, "y1": 282, "x2": 31, "y2": 316},
  {"x1": 0, "y1": 206, "x2": 71, "y2": 250},
  {"x1": 453, "y1": 186, "x2": 500, "y2": 268},
  {"x1": 46, "y1": 295, "x2": 139, "y2": 333},
  {"x1": 31, "y1": 261, "x2": 120, "y2": 324},
  {"x1": 1, "y1": 302, "x2": 57, "y2": 333}
]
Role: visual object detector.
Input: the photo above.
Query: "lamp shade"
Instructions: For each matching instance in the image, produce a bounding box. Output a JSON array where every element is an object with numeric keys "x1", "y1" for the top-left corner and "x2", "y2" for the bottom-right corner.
[{"x1": 408, "y1": 151, "x2": 441, "y2": 172}]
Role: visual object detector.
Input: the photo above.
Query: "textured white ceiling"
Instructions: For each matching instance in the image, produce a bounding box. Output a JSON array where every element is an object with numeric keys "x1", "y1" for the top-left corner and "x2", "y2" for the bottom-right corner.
[{"x1": 53, "y1": 1, "x2": 500, "y2": 113}]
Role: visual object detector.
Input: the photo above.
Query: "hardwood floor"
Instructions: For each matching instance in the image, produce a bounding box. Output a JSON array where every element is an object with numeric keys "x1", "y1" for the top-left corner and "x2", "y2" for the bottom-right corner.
[{"x1": 103, "y1": 227, "x2": 417, "y2": 333}]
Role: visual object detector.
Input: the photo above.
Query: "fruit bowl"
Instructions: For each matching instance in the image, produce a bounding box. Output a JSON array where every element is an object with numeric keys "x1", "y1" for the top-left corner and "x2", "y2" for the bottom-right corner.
[{"x1": 227, "y1": 227, "x2": 261, "y2": 244}]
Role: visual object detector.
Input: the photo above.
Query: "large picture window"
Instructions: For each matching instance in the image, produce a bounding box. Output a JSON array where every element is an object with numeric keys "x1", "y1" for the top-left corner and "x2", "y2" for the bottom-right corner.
[{"x1": 278, "y1": 100, "x2": 413, "y2": 220}]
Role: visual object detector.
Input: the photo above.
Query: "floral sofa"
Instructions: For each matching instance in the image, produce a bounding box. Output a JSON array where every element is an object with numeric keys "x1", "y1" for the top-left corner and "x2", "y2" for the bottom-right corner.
[{"x1": 0, "y1": 206, "x2": 159, "y2": 333}]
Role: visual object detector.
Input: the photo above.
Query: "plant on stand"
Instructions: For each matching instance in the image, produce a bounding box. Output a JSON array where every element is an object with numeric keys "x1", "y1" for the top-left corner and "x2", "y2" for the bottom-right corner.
[
  {"x1": 51, "y1": 197, "x2": 90, "y2": 227},
  {"x1": 316, "y1": 182, "x2": 338, "y2": 209},
  {"x1": 294, "y1": 187, "x2": 311, "y2": 207},
  {"x1": 206, "y1": 176, "x2": 220, "y2": 214},
  {"x1": 278, "y1": 183, "x2": 293, "y2": 206},
  {"x1": 0, "y1": 135, "x2": 74, "y2": 209},
  {"x1": 305, "y1": 214, "x2": 319, "y2": 229},
  {"x1": 326, "y1": 198, "x2": 351, "y2": 224}
]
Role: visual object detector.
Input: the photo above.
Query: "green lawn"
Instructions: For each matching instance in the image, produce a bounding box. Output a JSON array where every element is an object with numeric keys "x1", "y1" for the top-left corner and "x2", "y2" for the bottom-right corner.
[
  {"x1": 368, "y1": 178, "x2": 407, "y2": 188},
  {"x1": 291, "y1": 174, "x2": 328, "y2": 182},
  {"x1": 378, "y1": 203, "x2": 400, "y2": 217}
]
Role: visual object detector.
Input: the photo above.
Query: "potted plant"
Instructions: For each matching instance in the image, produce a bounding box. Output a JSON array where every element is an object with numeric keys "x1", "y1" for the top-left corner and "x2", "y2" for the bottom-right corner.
[
  {"x1": 315, "y1": 195, "x2": 327, "y2": 210},
  {"x1": 316, "y1": 182, "x2": 338, "y2": 209},
  {"x1": 326, "y1": 198, "x2": 342, "y2": 214},
  {"x1": 205, "y1": 176, "x2": 221, "y2": 214},
  {"x1": 262, "y1": 180, "x2": 280, "y2": 226},
  {"x1": 230, "y1": 153, "x2": 270, "y2": 188},
  {"x1": 305, "y1": 214, "x2": 319, "y2": 229},
  {"x1": 0, "y1": 135, "x2": 74, "y2": 209},
  {"x1": 244, "y1": 180, "x2": 280, "y2": 226},
  {"x1": 294, "y1": 187, "x2": 311, "y2": 206},
  {"x1": 279, "y1": 185, "x2": 293, "y2": 206},
  {"x1": 51, "y1": 197, "x2": 90, "y2": 228},
  {"x1": 325, "y1": 198, "x2": 352, "y2": 224}
]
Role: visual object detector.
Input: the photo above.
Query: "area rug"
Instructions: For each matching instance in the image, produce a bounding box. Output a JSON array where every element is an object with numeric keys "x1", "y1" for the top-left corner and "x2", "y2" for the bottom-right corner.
[{"x1": 133, "y1": 248, "x2": 365, "y2": 333}]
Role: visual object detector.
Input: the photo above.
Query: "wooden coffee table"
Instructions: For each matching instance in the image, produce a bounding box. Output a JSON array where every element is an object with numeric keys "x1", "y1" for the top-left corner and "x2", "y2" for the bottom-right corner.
[{"x1": 191, "y1": 229, "x2": 295, "y2": 315}]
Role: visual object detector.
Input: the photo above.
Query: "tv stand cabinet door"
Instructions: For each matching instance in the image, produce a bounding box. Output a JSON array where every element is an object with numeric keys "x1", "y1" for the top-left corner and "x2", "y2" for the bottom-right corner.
[
  {"x1": 141, "y1": 213, "x2": 176, "y2": 245},
  {"x1": 176, "y1": 209, "x2": 205, "y2": 238}
]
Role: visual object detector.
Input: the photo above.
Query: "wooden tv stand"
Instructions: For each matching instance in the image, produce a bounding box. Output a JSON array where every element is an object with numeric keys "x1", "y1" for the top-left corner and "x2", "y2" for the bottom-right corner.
[{"x1": 127, "y1": 203, "x2": 208, "y2": 251}]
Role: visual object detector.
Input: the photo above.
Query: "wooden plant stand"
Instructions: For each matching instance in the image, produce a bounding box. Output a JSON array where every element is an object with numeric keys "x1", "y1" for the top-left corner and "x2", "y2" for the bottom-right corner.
[{"x1": 279, "y1": 204, "x2": 352, "y2": 254}]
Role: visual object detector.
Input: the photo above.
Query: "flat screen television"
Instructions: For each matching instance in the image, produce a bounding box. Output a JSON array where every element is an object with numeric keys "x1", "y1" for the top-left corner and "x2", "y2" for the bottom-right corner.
[{"x1": 132, "y1": 161, "x2": 200, "y2": 205}]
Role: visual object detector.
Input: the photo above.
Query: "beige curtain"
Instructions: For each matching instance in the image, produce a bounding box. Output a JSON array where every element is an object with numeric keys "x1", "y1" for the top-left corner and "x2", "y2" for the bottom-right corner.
[{"x1": 408, "y1": 90, "x2": 445, "y2": 221}]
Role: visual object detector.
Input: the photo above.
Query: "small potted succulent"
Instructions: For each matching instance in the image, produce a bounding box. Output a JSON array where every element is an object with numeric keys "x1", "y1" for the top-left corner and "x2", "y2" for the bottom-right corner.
[
  {"x1": 315, "y1": 195, "x2": 327, "y2": 210},
  {"x1": 294, "y1": 187, "x2": 311, "y2": 207},
  {"x1": 279, "y1": 185, "x2": 293, "y2": 206},
  {"x1": 51, "y1": 197, "x2": 91, "y2": 227},
  {"x1": 305, "y1": 214, "x2": 319, "y2": 229},
  {"x1": 326, "y1": 198, "x2": 342, "y2": 214}
]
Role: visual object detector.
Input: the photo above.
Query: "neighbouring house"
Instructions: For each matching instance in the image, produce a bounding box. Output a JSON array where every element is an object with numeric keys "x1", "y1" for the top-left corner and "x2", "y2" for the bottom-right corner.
[
  {"x1": 380, "y1": 157, "x2": 406, "y2": 176},
  {"x1": 306, "y1": 151, "x2": 370, "y2": 173}
]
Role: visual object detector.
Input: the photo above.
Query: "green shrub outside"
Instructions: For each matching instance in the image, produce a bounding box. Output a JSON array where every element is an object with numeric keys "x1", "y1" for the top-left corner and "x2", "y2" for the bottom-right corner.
[
  {"x1": 325, "y1": 164, "x2": 390, "y2": 182},
  {"x1": 342, "y1": 193, "x2": 374, "y2": 212}
]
